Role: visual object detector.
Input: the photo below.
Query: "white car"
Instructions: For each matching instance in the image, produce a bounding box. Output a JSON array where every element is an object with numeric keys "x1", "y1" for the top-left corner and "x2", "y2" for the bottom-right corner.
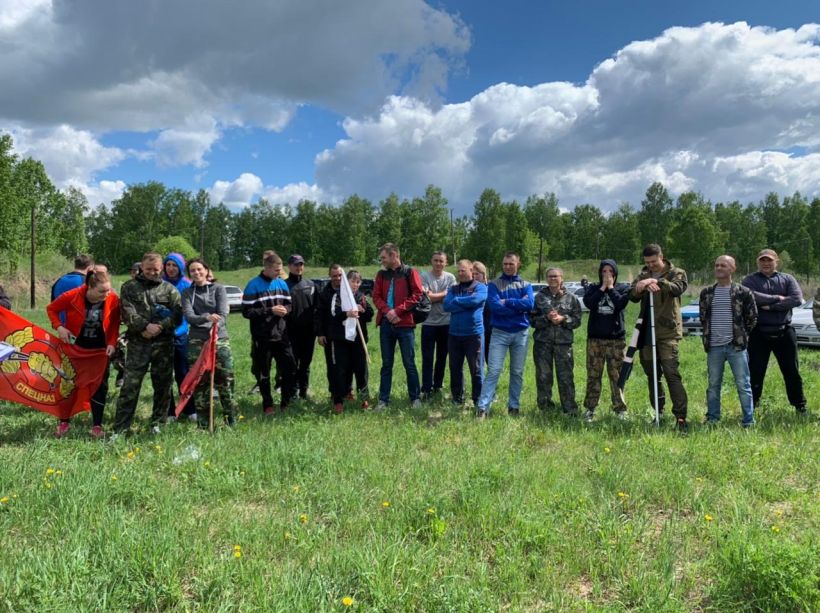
[
  {"x1": 792, "y1": 299, "x2": 819, "y2": 348},
  {"x1": 224, "y1": 285, "x2": 244, "y2": 312}
]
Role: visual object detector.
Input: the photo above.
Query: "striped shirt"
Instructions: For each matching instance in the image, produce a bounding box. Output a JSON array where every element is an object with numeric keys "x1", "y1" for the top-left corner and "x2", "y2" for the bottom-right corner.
[{"x1": 709, "y1": 285, "x2": 733, "y2": 347}]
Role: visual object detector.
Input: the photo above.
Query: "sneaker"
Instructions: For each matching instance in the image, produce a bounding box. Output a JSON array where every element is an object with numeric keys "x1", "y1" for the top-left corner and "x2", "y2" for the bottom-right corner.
[
  {"x1": 187, "y1": 412, "x2": 198, "y2": 423},
  {"x1": 150, "y1": 424, "x2": 162, "y2": 435},
  {"x1": 374, "y1": 401, "x2": 388, "y2": 412},
  {"x1": 89, "y1": 425, "x2": 105, "y2": 439},
  {"x1": 411, "y1": 399, "x2": 423, "y2": 409},
  {"x1": 345, "y1": 391, "x2": 355, "y2": 401},
  {"x1": 583, "y1": 410, "x2": 594, "y2": 423},
  {"x1": 361, "y1": 400, "x2": 370, "y2": 410},
  {"x1": 115, "y1": 377, "x2": 124, "y2": 388},
  {"x1": 333, "y1": 402, "x2": 344, "y2": 414},
  {"x1": 703, "y1": 418, "x2": 719, "y2": 426},
  {"x1": 166, "y1": 415, "x2": 177, "y2": 424},
  {"x1": 263, "y1": 406, "x2": 275, "y2": 416},
  {"x1": 614, "y1": 411, "x2": 628, "y2": 421},
  {"x1": 795, "y1": 404, "x2": 807, "y2": 414},
  {"x1": 54, "y1": 421, "x2": 70, "y2": 438},
  {"x1": 248, "y1": 383, "x2": 260, "y2": 394},
  {"x1": 476, "y1": 409, "x2": 487, "y2": 420},
  {"x1": 676, "y1": 418, "x2": 688, "y2": 434},
  {"x1": 508, "y1": 407, "x2": 520, "y2": 417}
]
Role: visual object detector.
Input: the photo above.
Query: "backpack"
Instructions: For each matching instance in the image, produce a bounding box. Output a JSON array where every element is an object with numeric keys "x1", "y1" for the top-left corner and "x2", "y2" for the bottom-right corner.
[{"x1": 404, "y1": 267, "x2": 432, "y2": 324}]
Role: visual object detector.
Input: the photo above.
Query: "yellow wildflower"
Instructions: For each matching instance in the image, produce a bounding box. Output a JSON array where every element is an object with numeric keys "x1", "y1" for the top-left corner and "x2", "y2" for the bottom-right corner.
[
  {"x1": 342, "y1": 596, "x2": 354, "y2": 606},
  {"x1": 111, "y1": 475, "x2": 118, "y2": 481},
  {"x1": 0, "y1": 496, "x2": 9, "y2": 504},
  {"x1": 55, "y1": 470, "x2": 63, "y2": 476},
  {"x1": 292, "y1": 484, "x2": 300, "y2": 492},
  {"x1": 617, "y1": 492, "x2": 629, "y2": 499},
  {"x1": 154, "y1": 445, "x2": 162, "y2": 452},
  {"x1": 382, "y1": 501, "x2": 390, "y2": 508},
  {"x1": 704, "y1": 514, "x2": 714, "y2": 522},
  {"x1": 127, "y1": 451, "x2": 135, "y2": 459},
  {"x1": 46, "y1": 468, "x2": 55, "y2": 475},
  {"x1": 299, "y1": 514, "x2": 308, "y2": 524},
  {"x1": 604, "y1": 447, "x2": 611, "y2": 453},
  {"x1": 239, "y1": 415, "x2": 245, "y2": 420},
  {"x1": 426, "y1": 507, "x2": 436, "y2": 515},
  {"x1": 234, "y1": 550, "x2": 242, "y2": 558},
  {"x1": 771, "y1": 525, "x2": 780, "y2": 533}
]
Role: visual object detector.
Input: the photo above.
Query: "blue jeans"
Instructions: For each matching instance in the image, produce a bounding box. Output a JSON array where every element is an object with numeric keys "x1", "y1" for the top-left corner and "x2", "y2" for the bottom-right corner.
[
  {"x1": 477, "y1": 328, "x2": 529, "y2": 412},
  {"x1": 706, "y1": 344, "x2": 754, "y2": 425},
  {"x1": 379, "y1": 323, "x2": 420, "y2": 404}
]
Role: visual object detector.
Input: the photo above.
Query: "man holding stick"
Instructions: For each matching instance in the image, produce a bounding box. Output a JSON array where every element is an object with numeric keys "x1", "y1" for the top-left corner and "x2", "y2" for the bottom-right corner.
[{"x1": 629, "y1": 244, "x2": 689, "y2": 431}]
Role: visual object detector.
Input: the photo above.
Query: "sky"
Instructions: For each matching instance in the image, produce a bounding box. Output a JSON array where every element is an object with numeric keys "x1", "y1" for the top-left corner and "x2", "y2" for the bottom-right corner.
[{"x1": 1, "y1": 0, "x2": 818, "y2": 214}]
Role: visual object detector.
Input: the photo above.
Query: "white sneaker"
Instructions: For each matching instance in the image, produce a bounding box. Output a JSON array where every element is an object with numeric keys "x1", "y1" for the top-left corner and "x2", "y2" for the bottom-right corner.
[
  {"x1": 374, "y1": 401, "x2": 388, "y2": 412},
  {"x1": 166, "y1": 416, "x2": 177, "y2": 424},
  {"x1": 411, "y1": 399, "x2": 423, "y2": 409},
  {"x1": 151, "y1": 425, "x2": 161, "y2": 434},
  {"x1": 583, "y1": 410, "x2": 594, "y2": 423},
  {"x1": 187, "y1": 412, "x2": 198, "y2": 423}
]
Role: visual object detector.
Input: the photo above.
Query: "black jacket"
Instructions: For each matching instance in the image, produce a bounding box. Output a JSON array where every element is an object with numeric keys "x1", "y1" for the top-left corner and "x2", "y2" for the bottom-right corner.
[
  {"x1": 285, "y1": 274, "x2": 317, "y2": 331},
  {"x1": 314, "y1": 284, "x2": 373, "y2": 342},
  {"x1": 583, "y1": 259, "x2": 630, "y2": 340}
]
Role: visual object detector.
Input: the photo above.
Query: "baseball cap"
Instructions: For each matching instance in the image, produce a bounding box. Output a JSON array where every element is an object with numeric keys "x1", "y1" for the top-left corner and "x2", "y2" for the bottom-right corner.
[
  {"x1": 757, "y1": 249, "x2": 778, "y2": 261},
  {"x1": 288, "y1": 254, "x2": 305, "y2": 264}
]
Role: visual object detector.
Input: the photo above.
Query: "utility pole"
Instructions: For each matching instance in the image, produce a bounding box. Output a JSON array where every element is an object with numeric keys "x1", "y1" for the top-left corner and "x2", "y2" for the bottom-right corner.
[{"x1": 30, "y1": 203, "x2": 36, "y2": 308}]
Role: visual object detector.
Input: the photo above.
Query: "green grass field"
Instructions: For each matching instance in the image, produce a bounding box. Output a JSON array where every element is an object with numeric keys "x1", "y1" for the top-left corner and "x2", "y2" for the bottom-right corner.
[{"x1": 0, "y1": 296, "x2": 817, "y2": 610}]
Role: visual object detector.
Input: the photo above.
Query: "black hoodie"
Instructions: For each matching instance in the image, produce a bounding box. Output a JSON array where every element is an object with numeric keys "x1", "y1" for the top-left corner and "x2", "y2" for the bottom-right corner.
[{"x1": 582, "y1": 259, "x2": 630, "y2": 340}]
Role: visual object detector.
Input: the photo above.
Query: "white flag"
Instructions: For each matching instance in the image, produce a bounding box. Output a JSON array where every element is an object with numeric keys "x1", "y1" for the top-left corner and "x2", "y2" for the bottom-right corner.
[{"x1": 339, "y1": 268, "x2": 358, "y2": 341}]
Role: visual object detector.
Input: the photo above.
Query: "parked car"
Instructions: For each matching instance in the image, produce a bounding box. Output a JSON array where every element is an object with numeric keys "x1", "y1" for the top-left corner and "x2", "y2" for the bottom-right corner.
[
  {"x1": 224, "y1": 285, "x2": 244, "y2": 312},
  {"x1": 793, "y1": 299, "x2": 819, "y2": 348},
  {"x1": 681, "y1": 299, "x2": 702, "y2": 336}
]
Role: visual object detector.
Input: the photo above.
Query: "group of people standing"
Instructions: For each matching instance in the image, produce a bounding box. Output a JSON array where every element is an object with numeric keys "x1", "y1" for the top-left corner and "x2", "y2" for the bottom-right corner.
[{"x1": 0, "y1": 239, "x2": 816, "y2": 439}]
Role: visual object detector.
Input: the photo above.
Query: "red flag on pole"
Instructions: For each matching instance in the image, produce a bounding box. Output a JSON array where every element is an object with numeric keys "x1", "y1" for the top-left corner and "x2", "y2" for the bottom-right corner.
[
  {"x1": 175, "y1": 325, "x2": 218, "y2": 417},
  {"x1": 0, "y1": 307, "x2": 107, "y2": 419}
]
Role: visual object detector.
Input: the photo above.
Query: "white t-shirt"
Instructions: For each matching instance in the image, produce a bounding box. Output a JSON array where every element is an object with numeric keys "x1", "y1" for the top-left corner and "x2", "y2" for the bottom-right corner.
[{"x1": 421, "y1": 270, "x2": 456, "y2": 326}]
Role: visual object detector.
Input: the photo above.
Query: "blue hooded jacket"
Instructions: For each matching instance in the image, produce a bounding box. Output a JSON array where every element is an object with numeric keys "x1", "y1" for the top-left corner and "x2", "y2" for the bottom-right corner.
[
  {"x1": 163, "y1": 252, "x2": 191, "y2": 338},
  {"x1": 487, "y1": 274, "x2": 534, "y2": 332}
]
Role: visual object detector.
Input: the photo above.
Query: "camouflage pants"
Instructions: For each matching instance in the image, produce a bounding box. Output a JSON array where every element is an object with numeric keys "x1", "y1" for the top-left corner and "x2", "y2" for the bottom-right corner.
[
  {"x1": 584, "y1": 338, "x2": 627, "y2": 413},
  {"x1": 113, "y1": 338, "x2": 174, "y2": 432},
  {"x1": 534, "y1": 340, "x2": 578, "y2": 413},
  {"x1": 639, "y1": 339, "x2": 688, "y2": 419},
  {"x1": 188, "y1": 337, "x2": 237, "y2": 426}
]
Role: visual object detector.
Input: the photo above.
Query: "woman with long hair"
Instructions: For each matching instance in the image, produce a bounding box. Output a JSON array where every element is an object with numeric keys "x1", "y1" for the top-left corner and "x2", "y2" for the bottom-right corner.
[
  {"x1": 46, "y1": 269, "x2": 121, "y2": 438},
  {"x1": 181, "y1": 258, "x2": 238, "y2": 428}
]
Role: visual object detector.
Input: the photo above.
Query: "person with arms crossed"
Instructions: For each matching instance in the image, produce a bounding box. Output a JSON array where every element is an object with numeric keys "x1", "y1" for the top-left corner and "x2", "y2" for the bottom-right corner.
[{"x1": 420, "y1": 251, "x2": 456, "y2": 400}]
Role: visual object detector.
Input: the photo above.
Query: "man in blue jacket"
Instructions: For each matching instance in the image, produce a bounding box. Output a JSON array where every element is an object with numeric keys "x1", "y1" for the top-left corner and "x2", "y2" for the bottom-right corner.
[
  {"x1": 475, "y1": 252, "x2": 534, "y2": 418},
  {"x1": 242, "y1": 250, "x2": 296, "y2": 414},
  {"x1": 443, "y1": 259, "x2": 487, "y2": 406}
]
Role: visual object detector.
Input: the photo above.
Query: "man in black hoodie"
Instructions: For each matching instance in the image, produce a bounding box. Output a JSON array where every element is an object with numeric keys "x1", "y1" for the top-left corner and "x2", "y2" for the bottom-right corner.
[
  {"x1": 284, "y1": 254, "x2": 317, "y2": 399},
  {"x1": 582, "y1": 259, "x2": 631, "y2": 422}
]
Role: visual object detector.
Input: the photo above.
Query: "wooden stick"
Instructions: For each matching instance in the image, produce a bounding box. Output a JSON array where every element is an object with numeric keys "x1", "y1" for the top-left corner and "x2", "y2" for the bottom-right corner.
[{"x1": 355, "y1": 318, "x2": 370, "y2": 364}]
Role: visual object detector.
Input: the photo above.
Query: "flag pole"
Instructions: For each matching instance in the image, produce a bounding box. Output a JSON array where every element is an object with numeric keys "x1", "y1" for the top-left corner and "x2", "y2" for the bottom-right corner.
[
  {"x1": 355, "y1": 318, "x2": 370, "y2": 364},
  {"x1": 649, "y1": 291, "x2": 660, "y2": 427},
  {"x1": 209, "y1": 326, "x2": 216, "y2": 434}
]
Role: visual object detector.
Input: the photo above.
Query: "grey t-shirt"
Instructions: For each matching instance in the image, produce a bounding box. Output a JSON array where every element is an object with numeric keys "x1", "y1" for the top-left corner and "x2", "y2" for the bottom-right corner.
[{"x1": 421, "y1": 270, "x2": 456, "y2": 326}]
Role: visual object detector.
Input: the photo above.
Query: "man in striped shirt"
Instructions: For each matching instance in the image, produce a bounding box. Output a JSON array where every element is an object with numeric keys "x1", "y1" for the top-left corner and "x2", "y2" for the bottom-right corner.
[{"x1": 698, "y1": 255, "x2": 758, "y2": 426}]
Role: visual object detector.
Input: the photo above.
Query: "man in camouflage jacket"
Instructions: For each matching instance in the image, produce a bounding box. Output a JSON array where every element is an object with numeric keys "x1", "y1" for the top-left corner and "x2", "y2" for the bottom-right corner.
[
  {"x1": 531, "y1": 268, "x2": 582, "y2": 414},
  {"x1": 113, "y1": 252, "x2": 182, "y2": 433},
  {"x1": 629, "y1": 244, "x2": 689, "y2": 430},
  {"x1": 698, "y1": 255, "x2": 757, "y2": 426}
]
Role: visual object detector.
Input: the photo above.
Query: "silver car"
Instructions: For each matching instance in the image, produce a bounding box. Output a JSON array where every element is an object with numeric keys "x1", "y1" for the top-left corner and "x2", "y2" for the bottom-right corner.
[
  {"x1": 793, "y1": 299, "x2": 819, "y2": 348},
  {"x1": 224, "y1": 285, "x2": 244, "y2": 312}
]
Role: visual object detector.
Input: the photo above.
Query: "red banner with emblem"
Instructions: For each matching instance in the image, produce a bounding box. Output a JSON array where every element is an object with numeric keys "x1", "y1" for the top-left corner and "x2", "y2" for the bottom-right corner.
[{"x1": 0, "y1": 307, "x2": 108, "y2": 419}]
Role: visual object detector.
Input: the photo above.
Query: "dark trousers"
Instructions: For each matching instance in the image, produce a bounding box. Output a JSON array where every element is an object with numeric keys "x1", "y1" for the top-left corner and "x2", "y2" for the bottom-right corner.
[
  {"x1": 89, "y1": 360, "x2": 110, "y2": 426},
  {"x1": 325, "y1": 339, "x2": 369, "y2": 403},
  {"x1": 748, "y1": 326, "x2": 805, "y2": 408},
  {"x1": 252, "y1": 337, "x2": 296, "y2": 409},
  {"x1": 288, "y1": 325, "x2": 316, "y2": 398},
  {"x1": 168, "y1": 335, "x2": 195, "y2": 417},
  {"x1": 639, "y1": 339, "x2": 688, "y2": 420},
  {"x1": 421, "y1": 324, "x2": 449, "y2": 394},
  {"x1": 448, "y1": 334, "x2": 482, "y2": 404}
]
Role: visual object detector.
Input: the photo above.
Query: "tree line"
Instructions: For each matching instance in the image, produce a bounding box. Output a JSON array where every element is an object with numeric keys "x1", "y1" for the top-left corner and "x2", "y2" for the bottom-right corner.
[{"x1": 1, "y1": 132, "x2": 819, "y2": 281}]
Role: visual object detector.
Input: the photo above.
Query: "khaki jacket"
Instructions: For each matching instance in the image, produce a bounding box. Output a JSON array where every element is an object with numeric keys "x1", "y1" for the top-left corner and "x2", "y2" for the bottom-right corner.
[{"x1": 629, "y1": 259, "x2": 688, "y2": 341}]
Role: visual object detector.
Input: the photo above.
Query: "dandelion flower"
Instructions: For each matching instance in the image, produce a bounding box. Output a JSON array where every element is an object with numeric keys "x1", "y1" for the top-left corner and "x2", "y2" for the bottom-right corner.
[
  {"x1": 284, "y1": 531, "x2": 292, "y2": 540},
  {"x1": 239, "y1": 415, "x2": 245, "y2": 421},
  {"x1": 234, "y1": 550, "x2": 242, "y2": 558},
  {"x1": 771, "y1": 525, "x2": 780, "y2": 533},
  {"x1": 342, "y1": 596, "x2": 354, "y2": 606},
  {"x1": 111, "y1": 475, "x2": 118, "y2": 481},
  {"x1": 154, "y1": 445, "x2": 162, "y2": 452},
  {"x1": 382, "y1": 501, "x2": 390, "y2": 508},
  {"x1": 55, "y1": 470, "x2": 63, "y2": 476},
  {"x1": 774, "y1": 509, "x2": 783, "y2": 517},
  {"x1": 617, "y1": 492, "x2": 629, "y2": 499},
  {"x1": 233, "y1": 545, "x2": 241, "y2": 551},
  {"x1": 704, "y1": 514, "x2": 714, "y2": 522},
  {"x1": 299, "y1": 514, "x2": 308, "y2": 524},
  {"x1": 0, "y1": 496, "x2": 9, "y2": 504},
  {"x1": 604, "y1": 447, "x2": 611, "y2": 453},
  {"x1": 695, "y1": 477, "x2": 703, "y2": 483},
  {"x1": 204, "y1": 461, "x2": 211, "y2": 468},
  {"x1": 135, "y1": 447, "x2": 141, "y2": 453},
  {"x1": 292, "y1": 485, "x2": 300, "y2": 492},
  {"x1": 46, "y1": 468, "x2": 55, "y2": 475},
  {"x1": 427, "y1": 507, "x2": 436, "y2": 515}
]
